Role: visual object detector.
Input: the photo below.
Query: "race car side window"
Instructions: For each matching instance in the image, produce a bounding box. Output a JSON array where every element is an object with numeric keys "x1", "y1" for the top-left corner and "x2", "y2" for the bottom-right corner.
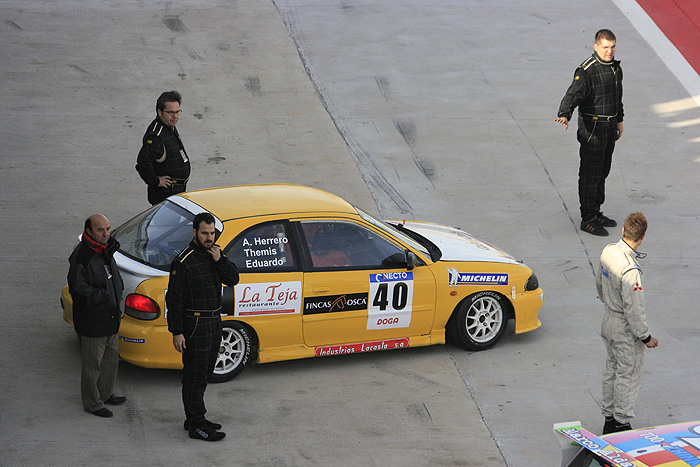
[
  {"x1": 299, "y1": 220, "x2": 406, "y2": 269},
  {"x1": 224, "y1": 222, "x2": 297, "y2": 272}
]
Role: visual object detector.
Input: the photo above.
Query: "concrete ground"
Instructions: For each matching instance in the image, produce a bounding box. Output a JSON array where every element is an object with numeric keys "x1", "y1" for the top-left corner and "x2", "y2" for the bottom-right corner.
[{"x1": 1, "y1": 0, "x2": 698, "y2": 466}]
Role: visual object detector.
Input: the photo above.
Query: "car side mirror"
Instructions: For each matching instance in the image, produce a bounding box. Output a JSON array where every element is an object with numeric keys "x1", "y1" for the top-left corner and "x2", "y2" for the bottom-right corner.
[{"x1": 405, "y1": 250, "x2": 416, "y2": 271}]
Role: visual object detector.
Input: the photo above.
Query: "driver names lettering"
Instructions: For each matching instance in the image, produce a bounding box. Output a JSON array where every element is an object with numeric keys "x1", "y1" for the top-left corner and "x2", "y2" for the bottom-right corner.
[{"x1": 242, "y1": 236, "x2": 289, "y2": 269}]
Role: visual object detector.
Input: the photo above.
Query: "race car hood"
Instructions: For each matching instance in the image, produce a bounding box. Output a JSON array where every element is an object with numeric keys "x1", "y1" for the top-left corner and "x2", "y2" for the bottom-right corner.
[
  {"x1": 393, "y1": 221, "x2": 519, "y2": 264},
  {"x1": 554, "y1": 420, "x2": 700, "y2": 467}
]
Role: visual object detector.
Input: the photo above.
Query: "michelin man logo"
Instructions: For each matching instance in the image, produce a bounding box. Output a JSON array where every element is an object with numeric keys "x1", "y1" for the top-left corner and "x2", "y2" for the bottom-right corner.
[{"x1": 447, "y1": 267, "x2": 460, "y2": 287}]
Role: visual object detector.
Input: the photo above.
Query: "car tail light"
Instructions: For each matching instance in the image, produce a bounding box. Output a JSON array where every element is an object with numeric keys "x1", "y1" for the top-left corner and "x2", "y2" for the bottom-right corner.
[{"x1": 125, "y1": 294, "x2": 160, "y2": 320}]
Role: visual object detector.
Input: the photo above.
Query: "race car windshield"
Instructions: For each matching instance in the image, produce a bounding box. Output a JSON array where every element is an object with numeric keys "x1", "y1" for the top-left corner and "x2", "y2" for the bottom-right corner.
[
  {"x1": 356, "y1": 208, "x2": 437, "y2": 260},
  {"x1": 112, "y1": 201, "x2": 219, "y2": 271}
]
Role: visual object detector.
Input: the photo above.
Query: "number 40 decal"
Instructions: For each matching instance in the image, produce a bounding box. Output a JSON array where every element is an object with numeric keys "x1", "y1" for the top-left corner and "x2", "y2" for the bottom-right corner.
[
  {"x1": 368, "y1": 272, "x2": 414, "y2": 329},
  {"x1": 372, "y1": 281, "x2": 409, "y2": 311}
]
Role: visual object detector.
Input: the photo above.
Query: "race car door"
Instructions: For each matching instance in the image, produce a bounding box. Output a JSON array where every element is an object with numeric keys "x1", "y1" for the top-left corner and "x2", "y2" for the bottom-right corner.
[{"x1": 297, "y1": 219, "x2": 436, "y2": 348}]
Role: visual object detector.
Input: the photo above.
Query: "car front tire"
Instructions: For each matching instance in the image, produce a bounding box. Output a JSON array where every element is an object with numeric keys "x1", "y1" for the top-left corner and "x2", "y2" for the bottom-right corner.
[
  {"x1": 448, "y1": 291, "x2": 508, "y2": 351},
  {"x1": 210, "y1": 321, "x2": 254, "y2": 382}
]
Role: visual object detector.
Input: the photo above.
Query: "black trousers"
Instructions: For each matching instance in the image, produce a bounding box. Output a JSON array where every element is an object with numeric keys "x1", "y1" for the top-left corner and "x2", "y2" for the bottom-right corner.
[
  {"x1": 181, "y1": 315, "x2": 221, "y2": 426},
  {"x1": 577, "y1": 117, "x2": 617, "y2": 221}
]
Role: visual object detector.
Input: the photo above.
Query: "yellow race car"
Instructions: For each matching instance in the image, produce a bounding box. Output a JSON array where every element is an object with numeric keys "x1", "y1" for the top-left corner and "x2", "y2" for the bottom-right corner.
[{"x1": 61, "y1": 184, "x2": 544, "y2": 381}]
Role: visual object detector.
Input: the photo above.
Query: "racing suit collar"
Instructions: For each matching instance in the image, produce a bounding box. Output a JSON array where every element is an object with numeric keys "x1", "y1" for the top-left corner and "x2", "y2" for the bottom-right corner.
[
  {"x1": 619, "y1": 238, "x2": 647, "y2": 259},
  {"x1": 593, "y1": 51, "x2": 617, "y2": 66}
]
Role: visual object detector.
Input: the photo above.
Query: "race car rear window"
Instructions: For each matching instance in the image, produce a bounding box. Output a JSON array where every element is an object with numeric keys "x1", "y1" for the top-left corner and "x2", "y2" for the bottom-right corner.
[{"x1": 113, "y1": 202, "x2": 213, "y2": 271}]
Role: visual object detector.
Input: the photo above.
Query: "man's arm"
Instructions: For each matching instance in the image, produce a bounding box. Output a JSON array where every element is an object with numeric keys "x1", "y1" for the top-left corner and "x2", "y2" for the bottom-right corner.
[
  {"x1": 136, "y1": 135, "x2": 172, "y2": 188},
  {"x1": 621, "y1": 268, "x2": 652, "y2": 343},
  {"x1": 166, "y1": 260, "x2": 187, "y2": 350},
  {"x1": 556, "y1": 68, "x2": 590, "y2": 125},
  {"x1": 208, "y1": 246, "x2": 240, "y2": 286},
  {"x1": 68, "y1": 256, "x2": 109, "y2": 309}
]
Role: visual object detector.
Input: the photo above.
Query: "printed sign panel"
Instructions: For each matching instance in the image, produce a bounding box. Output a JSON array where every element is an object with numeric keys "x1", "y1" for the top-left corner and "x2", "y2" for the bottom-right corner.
[
  {"x1": 234, "y1": 281, "x2": 302, "y2": 317},
  {"x1": 367, "y1": 272, "x2": 413, "y2": 330}
]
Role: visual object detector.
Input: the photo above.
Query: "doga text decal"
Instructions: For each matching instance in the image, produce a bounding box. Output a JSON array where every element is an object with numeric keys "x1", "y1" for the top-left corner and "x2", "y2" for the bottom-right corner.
[
  {"x1": 447, "y1": 267, "x2": 508, "y2": 287},
  {"x1": 234, "y1": 281, "x2": 301, "y2": 316},
  {"x1": 315, "y1": 338, "x2": 410, "y2": 357},
  {"x1": 368, "y1": 272, "x2": 413, "y2": 329},
  {"x1": 304, "y1": 293, "x2": 368, "y2": 315}
]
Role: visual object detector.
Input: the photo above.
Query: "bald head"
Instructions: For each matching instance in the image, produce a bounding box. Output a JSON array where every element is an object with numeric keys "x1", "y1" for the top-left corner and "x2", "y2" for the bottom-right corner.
[{"x1": 85, "y1": 214, "x2": 111, "y2": 245}]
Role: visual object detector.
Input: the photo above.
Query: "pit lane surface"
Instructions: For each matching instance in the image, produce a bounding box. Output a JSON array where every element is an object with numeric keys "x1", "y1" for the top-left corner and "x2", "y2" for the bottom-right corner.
[{"x1": 1, "y1": 1, "x2": 698, "y2": 466}]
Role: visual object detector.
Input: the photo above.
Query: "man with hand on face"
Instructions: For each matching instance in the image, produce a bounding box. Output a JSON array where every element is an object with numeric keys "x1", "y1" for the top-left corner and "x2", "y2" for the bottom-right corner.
[
  {"x1": 166, "y1": 212, "x2": 239, "y2": 441},
  {"x1": 67, "y1": 214, "x2": 126, "y2": 418},
  {"x1": 556, "y1": 29, "x2": 624, "y2": 237},
  {"x1": 136, "y1": 90, "x2": 191, "y2": 205}
]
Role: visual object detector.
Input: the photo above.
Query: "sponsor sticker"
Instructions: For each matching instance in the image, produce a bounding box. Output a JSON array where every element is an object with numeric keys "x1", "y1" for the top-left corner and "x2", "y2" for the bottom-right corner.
[
  {"x1": 119, "y1": 336, "x2": 145, "y2": 344},
  {"x1": 315, "y1": 338, "x2": 410, "y2": 357},
  {"x1": 234, "y1": 281, "x2": 302, "y2": 317},
  {"x1": 447, "y1": 267, "x2": 508, "y2": 287},
  {"x1": 367, "y1": 272, "x2": 413, "y2": 330},
  {"x1": 304, "y1": 293, "x2": 368, "y2": 315}
]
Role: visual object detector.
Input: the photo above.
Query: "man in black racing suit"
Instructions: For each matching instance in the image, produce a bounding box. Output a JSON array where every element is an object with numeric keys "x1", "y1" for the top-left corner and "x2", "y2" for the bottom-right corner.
[
  {"x1": 136, "y1": 90, "x2": 191, "y2": 205},
  {"x1": 166, "y1": 212, "x2": 239, "y2": 442},
  {"x1": 556, "y1": 29, "x2": 624, "y2": 237}
]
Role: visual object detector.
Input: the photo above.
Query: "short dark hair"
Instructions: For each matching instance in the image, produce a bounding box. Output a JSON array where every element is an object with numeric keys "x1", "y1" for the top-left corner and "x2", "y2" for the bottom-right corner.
[
  {"x1": 595, "y1": 29, "x2": 616, "y2": 43},
  {"x1": 193, "y1": 212, "x2": 216, "y2": 231},
  {"x1": 156, "y1": 91, "x2": 182, "y2": 112},
  {"x1": 84, "y1": 217, "x2": 92, "y2": 231},
  {"x1": 623, "y1": 212, "x2": 647, "y2": 242}
]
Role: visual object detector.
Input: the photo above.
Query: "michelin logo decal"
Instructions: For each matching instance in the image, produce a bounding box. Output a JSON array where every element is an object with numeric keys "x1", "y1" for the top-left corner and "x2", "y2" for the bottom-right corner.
[{"x1": 447, "y1": 267, "x2": 508, "y2": 287}]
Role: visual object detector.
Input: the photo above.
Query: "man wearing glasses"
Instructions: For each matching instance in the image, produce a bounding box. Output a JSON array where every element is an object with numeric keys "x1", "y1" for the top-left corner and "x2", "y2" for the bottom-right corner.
[{"x1": 136, "y1": 91, "x2": 191, "y2": 205}]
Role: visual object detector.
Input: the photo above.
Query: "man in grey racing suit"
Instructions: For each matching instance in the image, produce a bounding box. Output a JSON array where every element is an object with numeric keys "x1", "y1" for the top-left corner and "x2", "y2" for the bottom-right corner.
[{"x1": 595, "y1": 212, "x2": 658, "y2": 434}]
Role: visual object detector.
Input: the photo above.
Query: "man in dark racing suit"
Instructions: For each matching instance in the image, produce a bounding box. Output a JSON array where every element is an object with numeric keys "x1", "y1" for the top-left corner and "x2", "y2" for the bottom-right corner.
[
  {"x1": 136, "y1": 90, "x2": 191, "y2": 205},
  {"x1": 166, "y1": 212, "x2": 239, "y2": 441},
  {"x1": 556, "y1": 29, "x2": 624, "y2": 237}
]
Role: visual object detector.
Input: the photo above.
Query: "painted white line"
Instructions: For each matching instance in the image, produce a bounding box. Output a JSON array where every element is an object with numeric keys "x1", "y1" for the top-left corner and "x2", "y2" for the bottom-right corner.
[{"x1": 613, "y1": 0, "x2": 700, "y2": 106}]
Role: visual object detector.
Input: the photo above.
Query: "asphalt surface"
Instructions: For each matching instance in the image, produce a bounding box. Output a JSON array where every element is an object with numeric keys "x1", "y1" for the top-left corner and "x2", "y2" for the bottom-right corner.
[{"x1": 1, "y1": 1, "x2": 699, "y2": 466}]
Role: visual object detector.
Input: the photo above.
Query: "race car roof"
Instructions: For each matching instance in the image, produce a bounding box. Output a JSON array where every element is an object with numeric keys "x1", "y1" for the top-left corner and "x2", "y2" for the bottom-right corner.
[{"x1": 175, "y1": 184, "x2": 358, "y2": 221}]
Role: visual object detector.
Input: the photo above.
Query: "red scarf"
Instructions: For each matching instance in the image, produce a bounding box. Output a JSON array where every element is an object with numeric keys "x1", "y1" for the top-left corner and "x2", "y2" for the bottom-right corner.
[{"x1": 83, "y1": 230, "x2": 107, "y2": 255}]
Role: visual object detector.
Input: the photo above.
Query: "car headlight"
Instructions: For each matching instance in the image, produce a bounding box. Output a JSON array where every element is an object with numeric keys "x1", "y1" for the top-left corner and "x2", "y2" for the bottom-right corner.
[{"x1": 524, "y1": 272, "x2": 539, "y2": 291}]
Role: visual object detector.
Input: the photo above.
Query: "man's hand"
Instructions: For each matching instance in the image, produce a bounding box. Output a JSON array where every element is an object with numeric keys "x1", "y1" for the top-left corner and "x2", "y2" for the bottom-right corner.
[
  {"x1": 616, "y1": 121, "x2": 624, "y2": 141},
  {"x1": 208, "y1": 245, "x2": 222, "y2": 262},
  {"x1": 645, "y1": 336, "x2": 658, "y2": 349},
  {"x1": 157, "y1": 175, "x2": 173, "y2": 188},
  {"x1": 173, "y1": 334, "x2": 186, "y2": 353},
  {"x1": 554, "y1": 117, "x2": 569, "y2": 131}
]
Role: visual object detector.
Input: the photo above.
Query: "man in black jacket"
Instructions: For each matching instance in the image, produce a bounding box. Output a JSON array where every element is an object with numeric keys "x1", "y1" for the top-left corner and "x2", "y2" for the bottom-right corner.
[
  {"x1": 136, "y1": 91, "x2": 191, "y2": 205},
  {"x1": 67, "y1": 214, "x2": 126, "y2": 418},
  {"x1": 166, "y1": 212, "x2": 239, "y2": 441},
  {"x1": 556, "y1": 29, "x2": 624, "y2": 237}
]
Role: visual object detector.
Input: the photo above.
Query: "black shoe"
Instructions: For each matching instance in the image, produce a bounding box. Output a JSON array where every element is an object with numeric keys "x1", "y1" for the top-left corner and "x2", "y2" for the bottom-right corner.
[
  {"x1": 189, "y1": 425, "x2": 226, "y2": 442},
  {"x1": 104, "y1": 394, "x2": 126, "y2": 405},
  {"x1": 602, "y1": 416, "x2": 615, "y2": 434},
  {"x1": 596, "y1": 212, "x2": 617, "y2": 227},
  {"x1": 89, "y1": 407, "x2": 113, "y2": 418},
  {"x1": 603, "y1": 417, "x2": 631, "y2": 434},
  {"x1": 581, "y1": 219, "x2": 609, "y2": 236},
  {"x1": 184, "y1": 418, "x2": 222, "y2": 431}
]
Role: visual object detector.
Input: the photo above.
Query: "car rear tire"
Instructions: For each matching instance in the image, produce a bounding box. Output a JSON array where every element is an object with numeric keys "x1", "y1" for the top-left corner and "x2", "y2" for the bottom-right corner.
[
  {"x1": 447, "y1": 291, "x2": 508, "y2": 351},
  {"x1": 210, "y1": 321, "x2": 254, "y2": 382}
]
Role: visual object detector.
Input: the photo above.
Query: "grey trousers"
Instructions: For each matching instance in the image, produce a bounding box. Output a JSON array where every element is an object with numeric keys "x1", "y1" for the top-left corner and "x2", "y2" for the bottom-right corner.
[
  {"x1": 80, "y1": 333, "x2": 119, "y2": 412},
  {"x1": 600, "y1": 310, "x2": 646, "y2": 424}
]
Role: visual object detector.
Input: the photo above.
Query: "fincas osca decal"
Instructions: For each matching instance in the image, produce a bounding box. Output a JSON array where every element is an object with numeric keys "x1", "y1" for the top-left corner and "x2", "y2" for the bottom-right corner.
[{"x1": 315, "y1": 338, "x2": 410, "y2": 357}]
